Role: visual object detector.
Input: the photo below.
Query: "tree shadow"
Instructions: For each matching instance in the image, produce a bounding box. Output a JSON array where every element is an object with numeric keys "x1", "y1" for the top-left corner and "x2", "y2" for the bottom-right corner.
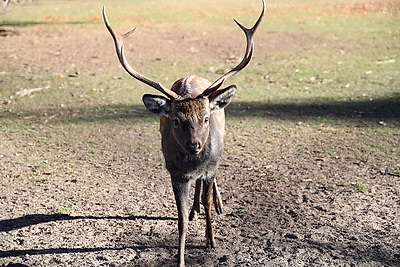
[
  {"x1": 0, "y1": 245, "x2": 157, "y2": 258},
  {"x1": 0, "y1": 104, "x2": 154, "y2": 125},
  {"x1": 296, "y1": 238, "x2": 400, "y2": 266},
  {"x1": 0, "y1": 244, "x2": 203, "y2": 265},
  {"x1": 0, "y1": 20, "x2": 99, "y2": 28},
  {"x1": 2, "y1": 96, "x2": 399, "y2": 126},
  {"x1": 0, "y1": 214, "x2": 206, "y2": 263},
  {"x1": 0, "y1": 213, "x2": 175, "y2": 232},
  {"x1": 227, "y1": 95, "x2": 400, "y2": 122}
]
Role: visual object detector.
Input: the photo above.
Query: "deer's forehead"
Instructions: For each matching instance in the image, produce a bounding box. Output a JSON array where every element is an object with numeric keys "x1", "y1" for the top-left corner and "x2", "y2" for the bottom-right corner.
[{"x1": 172, "y1": 99, "x2": 210, "y2": 118}]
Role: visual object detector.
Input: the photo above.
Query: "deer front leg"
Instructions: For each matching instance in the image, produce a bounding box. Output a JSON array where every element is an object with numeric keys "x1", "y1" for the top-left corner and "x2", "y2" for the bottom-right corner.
[
  {"x1": 213, "y1": 177, "x2": 223, "y2": 215},
  {"x1": 202, "y1": 178, "x2": 216, "y2": 248},
  {"x1": 172, "y1": 179, "x2": 191, "y2": 267},
  {"x1": 189, "y1": 179, "x2": 201, "y2": 221}
]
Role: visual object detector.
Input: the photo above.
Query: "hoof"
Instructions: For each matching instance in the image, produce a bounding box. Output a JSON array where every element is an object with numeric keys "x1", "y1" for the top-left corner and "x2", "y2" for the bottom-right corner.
[
  {"x1": 206, "y1": 240, "x2": 216, "y2": 249},
  {"x1": 189, "y1": 210, "x2": 199, "y2": 221},
  {"x1": 214, "y1": 201, "x2": 223, "y2": 215},
  {"x1": 207, "y1": 243, "x2": 217, "y2": 250},
  {"x1": 215, "y1": 205, "x2": 223, "y2": 215}
]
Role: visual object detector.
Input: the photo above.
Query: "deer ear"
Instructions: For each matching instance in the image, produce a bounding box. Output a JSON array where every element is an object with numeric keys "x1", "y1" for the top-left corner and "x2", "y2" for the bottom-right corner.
[
  {"x1": 209, "y1": 85, "x2": 237, "y2": 111},
  {"x1": 142, "y1": 94, "x2": 171, "y2": 115}
]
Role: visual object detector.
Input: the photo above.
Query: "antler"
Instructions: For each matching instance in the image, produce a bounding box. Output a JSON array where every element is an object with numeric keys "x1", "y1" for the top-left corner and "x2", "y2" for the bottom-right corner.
[
  {"x1": 102, "y1": 6, "x2": 180, "y2": 100},
  {"x1": 200, "y1": 0, "x2": 266, "y2": 97}
]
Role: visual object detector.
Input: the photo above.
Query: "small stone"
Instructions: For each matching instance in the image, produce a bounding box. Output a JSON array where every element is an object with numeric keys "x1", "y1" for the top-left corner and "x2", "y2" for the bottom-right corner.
[
  {"x1": 284, "y1": 233, "x2": 299, "y2": 239},
  {"x1": 219, "y1": 255, "x2": 229, "y2": 263}
]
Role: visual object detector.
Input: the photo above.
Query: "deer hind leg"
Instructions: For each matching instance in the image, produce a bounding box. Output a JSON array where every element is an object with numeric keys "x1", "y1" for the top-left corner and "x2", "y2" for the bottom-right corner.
[
  {"x1": 202, "y1": 178, "x2": 216, "y2": 248},
  {"x1": 213, "y1": 177, "x2": 223, "y2": 215},
  {"x1": 189, "y1": 179, "x2": 201, "y2": 221},
  {"x1": 172, "y1": 179, "x2": 191, "y2": 267}
]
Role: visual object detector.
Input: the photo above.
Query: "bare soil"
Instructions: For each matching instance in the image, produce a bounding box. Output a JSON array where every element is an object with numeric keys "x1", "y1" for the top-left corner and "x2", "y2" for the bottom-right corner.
[{"x1": 1, "y1": 20, "x2": 399, "y2": 267}]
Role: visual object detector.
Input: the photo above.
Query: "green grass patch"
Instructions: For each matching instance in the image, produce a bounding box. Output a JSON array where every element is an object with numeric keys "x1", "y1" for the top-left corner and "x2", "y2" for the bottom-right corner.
[
  {"x1": 337, "y1": 181, "x2": 369, "y2": 192},
  {"x1": 1, "y1": 0, "x2": 398, "y2": 176},
  {"x1": 54, "y1": 206, "x2": 72, "y2": 215},
  {"x1": 36, "y1": 177, "x2": 48, "y2": 183}
]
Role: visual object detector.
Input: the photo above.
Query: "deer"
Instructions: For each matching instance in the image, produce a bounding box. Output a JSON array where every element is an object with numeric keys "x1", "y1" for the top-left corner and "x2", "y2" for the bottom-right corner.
[{"x1": 102, "y1": 1, "x2": 265, "y2": 266}]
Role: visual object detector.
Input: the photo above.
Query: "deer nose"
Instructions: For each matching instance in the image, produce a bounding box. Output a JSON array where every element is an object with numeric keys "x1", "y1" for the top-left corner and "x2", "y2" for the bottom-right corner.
[{"x1": 187, "y1": 142, "x2": 201, "y2": 154}]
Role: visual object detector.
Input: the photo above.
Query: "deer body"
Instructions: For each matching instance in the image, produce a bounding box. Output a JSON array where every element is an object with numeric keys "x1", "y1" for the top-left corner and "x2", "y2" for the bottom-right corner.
[
  {"x1": 103, "y1": 1, "x2": 264, "y2": 265},
  {"x1": 160, "y1": 96, "x2": 224, "y2": 183},
  {"x1": 143, "y1": 77, "x2": 236, "y2": 264},
  {"x1": 143, "y1": 76, "x2": 234, "y2": 263},
  {"x1": 160, "y1": 76, "x2": 225, "y2": 181}
]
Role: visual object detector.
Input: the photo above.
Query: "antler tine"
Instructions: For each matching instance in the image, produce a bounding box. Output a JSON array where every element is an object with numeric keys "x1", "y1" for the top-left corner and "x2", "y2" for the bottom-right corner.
[
  {"x1": 102, "y1": 6, "x2": 180, "y2": 100},
  {"x1": 200, "y1": 0, "x2": 265, "y2": 97}
]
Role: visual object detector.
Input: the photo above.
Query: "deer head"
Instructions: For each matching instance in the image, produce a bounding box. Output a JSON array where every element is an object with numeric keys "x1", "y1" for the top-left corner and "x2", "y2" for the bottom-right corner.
[
  {"x1": 143, "y1": 85, "x2": 236, "y2": 154},
  {"x1": 102, "y1": 1, "x2": 265, "y2": 155}
]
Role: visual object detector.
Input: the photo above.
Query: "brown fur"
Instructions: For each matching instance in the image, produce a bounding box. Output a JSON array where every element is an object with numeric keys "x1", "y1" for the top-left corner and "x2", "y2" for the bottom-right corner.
[
  {"x1": 152, "y1": 76, "x2": 236, "y2": 266},
  {"x1": 174, "y1": 99, "x2": 207, "y2": 115},
  {"x1": 171, "y1": 75, "x2": 212, "y2": 98},
  {"x1": 166, "y1": 76, "x2": 225, "y2": 136}
]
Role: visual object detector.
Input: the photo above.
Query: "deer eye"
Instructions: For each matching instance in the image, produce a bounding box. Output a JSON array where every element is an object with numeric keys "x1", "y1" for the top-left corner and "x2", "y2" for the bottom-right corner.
[
  {"x1": 203, "y1": 116, "x2": 210, "y2": 125},
  {"x1": 172, "y1": 118, "x2": 180, "y2": 128}
]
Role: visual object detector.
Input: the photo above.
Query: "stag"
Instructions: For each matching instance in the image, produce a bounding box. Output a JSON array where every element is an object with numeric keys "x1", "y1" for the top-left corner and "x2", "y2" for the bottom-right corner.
[{"x1": 103, "y1": 1, "x2": 265, "y2": 265}]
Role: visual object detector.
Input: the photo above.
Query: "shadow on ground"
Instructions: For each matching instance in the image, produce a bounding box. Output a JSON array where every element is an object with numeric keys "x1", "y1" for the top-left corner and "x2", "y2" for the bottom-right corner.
[
  {"x1": 0, "y1": 20, "x2": 99, "y2": 28},
  {"x1": 228, "y1": 96, "x2": 400, "y2": 121},
  {"x1": 2, "y1": 96, "x2": 399, "y2": 125},
  {"x1": 1, "y1": 213, "x2": 398, "y2": 266},
  {"x1": 0, "y1": 213, "x2": 175, "y2": 233}
]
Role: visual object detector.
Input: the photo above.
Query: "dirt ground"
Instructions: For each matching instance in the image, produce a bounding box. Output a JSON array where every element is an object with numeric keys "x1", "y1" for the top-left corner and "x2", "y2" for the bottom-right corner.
[{"x1": 1, "y1": 11, "x2": 400, "y2": 267}]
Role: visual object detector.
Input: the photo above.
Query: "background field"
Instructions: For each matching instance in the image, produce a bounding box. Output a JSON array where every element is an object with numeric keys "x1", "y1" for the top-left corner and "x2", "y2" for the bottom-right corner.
[{"x1": 1, "y1": 0, "x2": 399, "y2": 266}]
